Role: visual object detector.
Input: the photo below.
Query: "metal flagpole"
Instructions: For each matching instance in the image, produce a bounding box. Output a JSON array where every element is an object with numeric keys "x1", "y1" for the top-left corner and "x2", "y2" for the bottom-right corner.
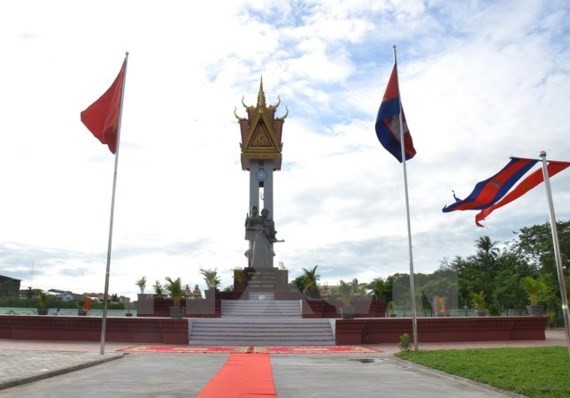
[
  {"x1": 393, "y1": 45, "x2": 419, "y2": 351},
  {"x1": 100, "y1": 52, "x2": 129, "y2": 355},
  {"x1": 539, "y1": 151, "x2": 570, "y2": 358}
]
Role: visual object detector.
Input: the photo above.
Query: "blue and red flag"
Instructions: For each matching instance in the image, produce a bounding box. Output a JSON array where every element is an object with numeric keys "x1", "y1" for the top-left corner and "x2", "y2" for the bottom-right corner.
[
  {"x1": 442, "y1": 158, "x2": 539, "y2": 213},
  {"x1": 375, "y1": 64, "x2": 416, "y2": 162},
  {"x1": 475, "y1": 160, "x2": 570, "y2": 226}
]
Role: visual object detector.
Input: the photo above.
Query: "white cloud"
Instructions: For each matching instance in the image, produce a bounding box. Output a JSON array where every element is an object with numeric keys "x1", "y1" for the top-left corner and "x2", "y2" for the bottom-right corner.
[{"x1": 0, "y1": 0, "x2": 569, "y2": 299}]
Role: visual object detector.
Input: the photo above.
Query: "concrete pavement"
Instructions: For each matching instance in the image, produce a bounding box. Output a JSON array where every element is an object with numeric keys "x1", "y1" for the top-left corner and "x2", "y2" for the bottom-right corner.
[{"x1": 0, "y1": 331, "x2": 565, "y2": 397}]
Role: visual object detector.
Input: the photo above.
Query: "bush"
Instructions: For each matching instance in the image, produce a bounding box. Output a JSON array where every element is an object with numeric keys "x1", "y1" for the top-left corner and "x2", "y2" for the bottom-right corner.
[
  {"x1": 399, "y1": 333, "x2": 410, "y2": 352},
  {"x1": 488, "y1": 304, "x2": 501, "y2": 316}
]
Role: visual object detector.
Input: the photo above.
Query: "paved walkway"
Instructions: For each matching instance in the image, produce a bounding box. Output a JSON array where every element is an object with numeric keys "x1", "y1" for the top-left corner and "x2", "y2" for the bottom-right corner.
[{"x1": 0, "y1": 331, "x2": 565, "y2": 397}]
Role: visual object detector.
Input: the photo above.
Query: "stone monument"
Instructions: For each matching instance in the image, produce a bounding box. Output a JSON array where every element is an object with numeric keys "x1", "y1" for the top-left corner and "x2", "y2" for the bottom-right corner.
[{"x1": 235, "y1": 79, "x2": 288, "y2": 293}]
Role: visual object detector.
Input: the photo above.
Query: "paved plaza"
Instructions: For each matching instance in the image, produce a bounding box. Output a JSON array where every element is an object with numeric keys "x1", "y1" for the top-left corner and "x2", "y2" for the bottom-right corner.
[{"x1": 0, "y1": 331, "x2": 565, "y2": 397}]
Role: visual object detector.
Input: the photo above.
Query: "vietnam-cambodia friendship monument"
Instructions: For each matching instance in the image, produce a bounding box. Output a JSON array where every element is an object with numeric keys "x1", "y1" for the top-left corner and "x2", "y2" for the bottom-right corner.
[{"x1": 235, "y1": 80, "x2": 289, "y2": 294}]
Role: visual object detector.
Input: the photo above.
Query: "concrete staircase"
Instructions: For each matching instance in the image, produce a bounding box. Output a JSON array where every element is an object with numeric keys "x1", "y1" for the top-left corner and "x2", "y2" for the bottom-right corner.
[
  {"x1": 188, "y1": 299, "x2": 335, "y2": 346},
  {"x1": 221, "y1": 299, "x2": 301, "y2": 317}
]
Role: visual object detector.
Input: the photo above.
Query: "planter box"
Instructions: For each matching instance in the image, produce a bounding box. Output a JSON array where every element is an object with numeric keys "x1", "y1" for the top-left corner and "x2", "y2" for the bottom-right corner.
[
  {"x1": 335, "y1": 316, "x2": 548, "y2": 345},
  {"x1": 526, "y1": 305, "x2": 545, "y2": 316},
  {"x1": 0, "y1": 315, "x2": 188, "y2": 344}
]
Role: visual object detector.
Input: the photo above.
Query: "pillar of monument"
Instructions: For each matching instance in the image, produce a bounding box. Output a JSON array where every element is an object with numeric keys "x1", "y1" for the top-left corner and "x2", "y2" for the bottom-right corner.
[{"x1": 236, "y1": 78, "x2": 287, "y2": 271}]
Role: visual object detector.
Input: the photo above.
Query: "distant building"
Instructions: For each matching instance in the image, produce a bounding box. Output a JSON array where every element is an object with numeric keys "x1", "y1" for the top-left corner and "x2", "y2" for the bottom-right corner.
[
  {"x1": 0, "y1": 275, "x2": 21, "y2": 298},
  {"x1": 47, "y1": 289, "x2": 78, "y2": 302},
  {"x1": 25, "y1": 288, "x2": 130, "y2": 303}
]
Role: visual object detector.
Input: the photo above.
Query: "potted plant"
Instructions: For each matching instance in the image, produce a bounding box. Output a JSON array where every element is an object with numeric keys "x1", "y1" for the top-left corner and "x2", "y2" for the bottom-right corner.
[
  {"x1": 521, "y1": 276, "x2": 547, "y2": 316},
  {"x1": 77, "y1": 295, "x2": 89, "y2": 316},
  {"x1": 153, "y1": 280, "x2": 165, "y2": 297},
  {"x1": 200, "y1": 268, "x2": 221, "y2": 300},
  {"x1": 36, "y1": 291, "x2": 49, "y2": 315},
  {"x1": 471, "y1": 290, "x2": 487, "y2": 316},
  {"x1": 125, "y1": 301, "x2": 133, "y2": 317},
  {"x1": 165, "y1": 277, "x2": 184, "y2": 318}
]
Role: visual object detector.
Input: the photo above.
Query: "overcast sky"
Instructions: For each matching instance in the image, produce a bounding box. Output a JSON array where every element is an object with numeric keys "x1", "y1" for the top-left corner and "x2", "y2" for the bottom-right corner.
[{"x1": 1, "y1": 0, "x2": 569, "y2": 300}]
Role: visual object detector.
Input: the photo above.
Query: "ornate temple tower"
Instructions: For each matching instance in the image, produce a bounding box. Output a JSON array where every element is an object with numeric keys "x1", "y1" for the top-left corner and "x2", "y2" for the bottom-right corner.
[{"x1": 235, "y1": 79, "x2": 288, "y2": 269}]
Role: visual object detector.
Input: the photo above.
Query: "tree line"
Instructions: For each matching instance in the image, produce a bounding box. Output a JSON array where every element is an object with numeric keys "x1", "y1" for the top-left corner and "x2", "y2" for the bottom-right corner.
[{"x1": 292, "y1": 220, "x2": 569, "y2": 325}]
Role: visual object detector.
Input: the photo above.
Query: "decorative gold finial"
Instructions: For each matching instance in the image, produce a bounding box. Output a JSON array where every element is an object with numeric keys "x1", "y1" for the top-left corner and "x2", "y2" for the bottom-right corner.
[{"x1": 257, "y1": 77, "x2": 266, "y2": 108}]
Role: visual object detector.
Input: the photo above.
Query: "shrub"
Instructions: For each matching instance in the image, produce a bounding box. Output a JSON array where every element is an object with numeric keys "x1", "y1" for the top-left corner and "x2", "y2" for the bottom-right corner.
[{"x1": 399, "y1": 333, "x2": 410, "y2": 352}]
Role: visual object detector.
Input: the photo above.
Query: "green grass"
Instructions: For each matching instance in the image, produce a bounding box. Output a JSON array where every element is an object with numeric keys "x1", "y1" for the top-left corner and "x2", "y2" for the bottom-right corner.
[{"x1": 397, "y1": 347, "x2": 570, "y2": 398}]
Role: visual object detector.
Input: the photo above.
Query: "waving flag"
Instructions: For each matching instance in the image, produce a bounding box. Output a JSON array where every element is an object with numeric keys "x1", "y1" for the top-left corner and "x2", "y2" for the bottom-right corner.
[
  {"x1": 80, "y1": 59, "x2": 127, "y2": 154},
  {"x1": 442, "y1": 158, "x2": 538, "y2": 213},
  {"x1": 375, "y1": 64, "x2": 416, "y2": 162},
  {"x1": 476, "y1": 160, "x2": 570, "y2": 226}
]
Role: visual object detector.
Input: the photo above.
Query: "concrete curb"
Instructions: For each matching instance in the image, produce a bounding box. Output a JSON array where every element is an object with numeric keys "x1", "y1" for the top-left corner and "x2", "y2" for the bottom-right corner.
[
  {"x1": 0, "y1": 353, "x2": 125, "y2": 391},
  {"x1": 391, "y1": 355, "x2": 528, "y2": 398}
]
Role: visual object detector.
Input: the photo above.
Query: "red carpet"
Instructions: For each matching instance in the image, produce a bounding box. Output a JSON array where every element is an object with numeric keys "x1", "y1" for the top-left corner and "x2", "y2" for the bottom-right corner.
[
  {"x1": 197, "y1": 353, "x2": 276, "y2": 398},
  {"x1": 119, "y1": 345, "x2": 380, "y2": 354}
]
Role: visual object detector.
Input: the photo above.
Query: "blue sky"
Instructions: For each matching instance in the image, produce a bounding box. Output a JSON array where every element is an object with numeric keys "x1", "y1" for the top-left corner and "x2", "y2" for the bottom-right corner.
[{"x1": 1, "y1": 0, "x2": 569, "y2": 299}]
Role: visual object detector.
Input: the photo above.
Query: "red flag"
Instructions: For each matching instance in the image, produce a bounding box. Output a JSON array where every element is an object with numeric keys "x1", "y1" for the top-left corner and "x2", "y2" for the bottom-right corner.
[
  {"x1": 80, "y1": 59, "x2": 127, "y2": 154},
  {"x1": 476, "y1": 160, "x2": 570, "y2": 227}
]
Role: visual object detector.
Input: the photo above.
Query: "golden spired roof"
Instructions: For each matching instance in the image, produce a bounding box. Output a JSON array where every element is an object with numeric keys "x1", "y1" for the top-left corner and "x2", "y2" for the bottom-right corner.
[{"x1": 235, "y1": 78, "x2": 288, "y2": 170}]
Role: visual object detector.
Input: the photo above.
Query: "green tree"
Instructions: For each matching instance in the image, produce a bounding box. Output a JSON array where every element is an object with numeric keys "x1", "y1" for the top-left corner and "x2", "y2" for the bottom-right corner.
[
  {"x1": 513, "y1": 220, "x2": 570, "y2": 272},
  {"x1": 471, "y1": 290, "x2": 486, "y2": 310},
  {"x1": 292, "y1": 265, "x2": 321, "y2": 299},
  {"x1": 367, "y1": 278, "x2": 387, "y2": 300},
  {"x1": 349, "y1": 278, "x2": 367, "y2": 296},
  {"x1": 153, "y1": 280, "x2": 165, "y2": 296},
  {"x1": 475, "y1": 235, "x2": 500, "y2": 270}
]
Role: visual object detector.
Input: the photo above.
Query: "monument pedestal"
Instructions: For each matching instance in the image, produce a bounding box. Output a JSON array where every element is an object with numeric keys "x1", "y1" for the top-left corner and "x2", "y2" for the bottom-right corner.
[{"x1": 234, "y1": 267, "x2": 288, "y2": 295}]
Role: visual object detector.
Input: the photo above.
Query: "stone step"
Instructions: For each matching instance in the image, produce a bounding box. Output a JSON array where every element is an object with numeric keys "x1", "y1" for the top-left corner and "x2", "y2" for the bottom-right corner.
[
  {"x1": 189, "y1": 340, "x2": 335, "y2": 346},
  {"x1": 248, "y1": 292, "x2": 274, "y2": 300},
  {"x1": 188, "y1": 318, "x2": 335, "y2": 346},
  {"x1": 221, "y1": 300, "x2": 302, "y2": 317}
]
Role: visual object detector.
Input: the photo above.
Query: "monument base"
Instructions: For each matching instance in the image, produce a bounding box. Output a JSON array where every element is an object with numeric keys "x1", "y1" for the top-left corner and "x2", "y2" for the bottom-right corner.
[{"x1": 234, "y1": 267, "x2": 288, "y2": 294}]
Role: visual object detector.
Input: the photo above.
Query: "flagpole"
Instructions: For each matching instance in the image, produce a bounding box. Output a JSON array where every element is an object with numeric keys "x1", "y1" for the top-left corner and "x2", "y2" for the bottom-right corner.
[
  {"x1": 100, "y1": 52, "x2": 129, "y2": 355},
  {"x1": 393, "y1": 45, "x2": 419, "y2": 351},
  {"x1": 539, "y1": 151, "x2": 570, "y2": 358}
]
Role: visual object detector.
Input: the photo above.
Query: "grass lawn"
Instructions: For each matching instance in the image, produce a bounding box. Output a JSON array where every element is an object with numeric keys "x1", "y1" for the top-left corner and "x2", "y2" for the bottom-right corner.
[{"x1": 397, "y1": 347, "x2": 570, "y2": 398}]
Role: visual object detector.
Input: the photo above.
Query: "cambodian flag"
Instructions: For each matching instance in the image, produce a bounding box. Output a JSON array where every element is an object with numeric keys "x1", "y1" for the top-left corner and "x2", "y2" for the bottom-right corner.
[
  {"x1": 442, "y1": 158, "x2": 539, "y2": 213},
  {"x1": 375, "y1": 64, "x2": 416, "y2": 162},
  {"x1": 475, "y1": 160, "x2": 570, "y2": 226}
]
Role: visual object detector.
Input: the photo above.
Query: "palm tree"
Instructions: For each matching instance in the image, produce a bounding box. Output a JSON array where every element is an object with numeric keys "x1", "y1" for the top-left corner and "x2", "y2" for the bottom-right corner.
[
  {"x1": 135, "y1": 276, "x2": 147, "y2": 294},
  {"x1": 475, "y1": 235, "x2": 499, "y2": 269},
  {"x1": 301, "y1": 265, "x2": 321, "y2": 299},
  {"x1": 200, "y1": 268, "x2": 221, "y2": 289},
  {"x1": 338, "y1": 280, "x2": 353, "y2": 306},
  {"x1": 368, "y1": 278, "x2": 387, "y2": 300},
  {"x1": 471, "y1": 290, "x2": 487, "y2": 311},
  {"x1": 164, "y1": 277, "x2": 183, "y2": 307},
  {"x1": 521, "y1": 276, "x2": 546, "y2": 306}
]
